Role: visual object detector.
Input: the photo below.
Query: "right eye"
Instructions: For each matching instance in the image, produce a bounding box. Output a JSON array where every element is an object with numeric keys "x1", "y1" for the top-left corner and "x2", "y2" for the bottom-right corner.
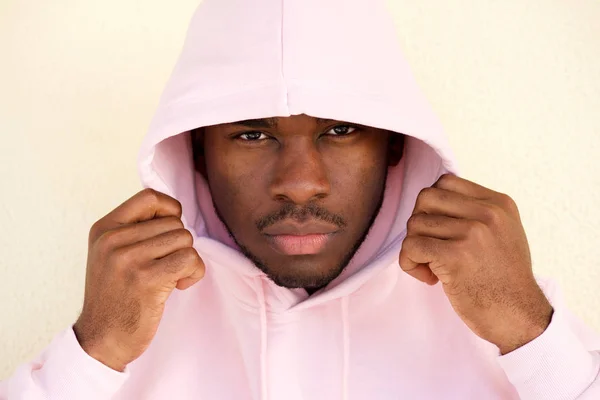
[{"x1": 236, "y1": 131, "x2": 268, "y2": 141}]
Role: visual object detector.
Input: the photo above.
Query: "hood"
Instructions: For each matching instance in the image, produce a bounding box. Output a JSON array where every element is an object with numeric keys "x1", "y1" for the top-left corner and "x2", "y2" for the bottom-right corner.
[{"x1": 137, "y1": 0, "x2": 458, "y2": 310}]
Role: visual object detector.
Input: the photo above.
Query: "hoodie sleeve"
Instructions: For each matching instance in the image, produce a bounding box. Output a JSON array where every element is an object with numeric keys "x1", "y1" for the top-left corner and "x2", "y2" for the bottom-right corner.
[
  {"x1": 0, "y1": 327, "x2": 128, "y2": 400},
  {"x1": 497, "y1": 278, "x2": 600, "y2": 400}
]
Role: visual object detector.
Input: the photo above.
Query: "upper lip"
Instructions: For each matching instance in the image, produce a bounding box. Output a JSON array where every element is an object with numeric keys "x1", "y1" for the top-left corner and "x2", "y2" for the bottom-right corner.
[{"x1": 262, "y1": 220, "x2": 340, "y2": 236}]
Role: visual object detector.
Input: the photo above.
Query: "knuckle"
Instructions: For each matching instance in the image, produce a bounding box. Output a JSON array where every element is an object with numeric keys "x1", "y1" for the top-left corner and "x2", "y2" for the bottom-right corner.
[
  {"x1": 498, "y1": 193, "x2": 518, "y2": 212},
  {"x1": 481, "y1": 204, "x2": 502, "y2": 226},
  {"x1": 437, "y1": 174, "x2": 450, "y2": 184},
  {"x1": 406, "y1": 214, "x2": 419, "y2": 232},
  {"x1": 109, "y1": 246, "x2": 138, "y2": 270},
  {"x1": 416, "y1": 187, "x2": 436, "y2": 207},
  {"x1": 172, "y1": 228, "x2": 194, "y2": 247},
  {"x1": 96, "y1": 229, "x2": 122, "y2": 252},
  {"x1": 181, "y1": 247, "x2": 200, "y2": 264},
  {"x1": 142, "y1": 188, "x2": 183, "y2": 217},
  {"x1": 172, "y1": 199, "x2": 183, "y2": 216},
  {"x1": 465, "y1": 220, "x2": 486, "y2": 239},
  {"x1": 418, "y1": 186, "x2": 434, "y2": 199},
  {"x1": 141, "y1": 188, "x2": 160, "y2": 203},
  {"x1": 178, "y1": 229, "x2": 194, "y2": 247},
  {"x1": 88, "y1": 220, "x2": 105, "y2": 243},
  {"x1": 407, "y1": 213, "x2": 439, "y2": 231},
  {"x1": 435, "y1": 174, "x2": 454, "y2": 188}
]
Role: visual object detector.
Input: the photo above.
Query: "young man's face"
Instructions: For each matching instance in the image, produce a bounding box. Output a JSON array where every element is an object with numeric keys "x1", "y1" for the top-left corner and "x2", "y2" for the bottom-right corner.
[{"x1": 194, "y1": 114, "x2": 402, "y2": 291}]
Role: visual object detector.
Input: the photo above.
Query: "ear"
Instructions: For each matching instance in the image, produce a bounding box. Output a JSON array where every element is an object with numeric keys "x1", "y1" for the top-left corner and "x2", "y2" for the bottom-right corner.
[
  {"x1": 191, "y1": 128, "x2": 208, "y2": 179},
  {"x1": 387, "y1": 132, "x2": 405, "y2": 167}
]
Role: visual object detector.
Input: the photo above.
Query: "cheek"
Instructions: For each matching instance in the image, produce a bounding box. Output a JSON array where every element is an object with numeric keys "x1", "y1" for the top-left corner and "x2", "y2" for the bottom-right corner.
[
  {"x1": 325, "y1": 146, "x2": 388, "y2": 217},
  {"x1": 205, "y1": 150, "x2": 270, "y2": 227}
]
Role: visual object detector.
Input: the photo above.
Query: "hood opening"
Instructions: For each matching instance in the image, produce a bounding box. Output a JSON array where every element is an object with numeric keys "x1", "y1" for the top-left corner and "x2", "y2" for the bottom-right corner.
[
  {"x1": 137, "y1": 0, "x2": 459, "y2": 303},
  {"x1": 141, "y1": 128, "x2": 453, "y2": 294}
]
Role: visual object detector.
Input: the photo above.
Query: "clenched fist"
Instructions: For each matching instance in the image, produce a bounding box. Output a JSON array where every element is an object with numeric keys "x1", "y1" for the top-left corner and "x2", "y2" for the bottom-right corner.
[
  {"x1": 73, "y1": 189, "x2": 205, "y2": 371},
  {"x1": 400, "y1": 174, "x2": 553, "y2": 354}
]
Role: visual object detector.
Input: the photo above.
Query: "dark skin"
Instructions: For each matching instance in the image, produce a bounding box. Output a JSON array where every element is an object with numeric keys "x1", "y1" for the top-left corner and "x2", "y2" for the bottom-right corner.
[
  {"x1": 73, "y1": 115, "x2": 552, "y2": 372},
  {"x1": 193, "y1": 114, "x2": 404, "y2": 292}
]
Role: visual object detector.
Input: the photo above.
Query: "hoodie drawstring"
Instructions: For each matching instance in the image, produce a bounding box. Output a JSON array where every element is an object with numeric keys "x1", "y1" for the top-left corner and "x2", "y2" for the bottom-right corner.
[
  {"x1": 256, "y1": 277, "x2": 268, "y2": 400},
  {"x1": 341, "y1": 296, "x2": 350, "y2": 400},
  {"x1": 255, "y1": 279, "x2": 349, "y2": 400}
]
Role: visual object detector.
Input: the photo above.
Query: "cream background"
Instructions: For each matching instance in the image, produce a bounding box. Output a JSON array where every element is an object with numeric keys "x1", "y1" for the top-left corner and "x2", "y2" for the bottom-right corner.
[{"x1": 1, "y1": 0, "x2": 599, "y2": 379}]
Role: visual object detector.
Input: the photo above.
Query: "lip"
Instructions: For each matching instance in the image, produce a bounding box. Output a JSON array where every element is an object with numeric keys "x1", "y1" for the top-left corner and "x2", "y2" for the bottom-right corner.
[
  {"x1": 265, "y1": 233, "x2": 334, "y2": 255},
  {"x1": 262, "y1": 221, "x2": 339, "y2": 236},
  {"x1": 262, "y1": 220, "x2": 339, "y2": 255}
]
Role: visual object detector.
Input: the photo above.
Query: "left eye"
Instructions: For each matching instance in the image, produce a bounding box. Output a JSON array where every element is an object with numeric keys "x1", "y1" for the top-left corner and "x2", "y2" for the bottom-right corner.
[
  {"x1": 326, "y1": 125, "x2": 356, "y2": 136},
  {"x1": 237, "y1": 132, "x2": 268, "y2": 141}
]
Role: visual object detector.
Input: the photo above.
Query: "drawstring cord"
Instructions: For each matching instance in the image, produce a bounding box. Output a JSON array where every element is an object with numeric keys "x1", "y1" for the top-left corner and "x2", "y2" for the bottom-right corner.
[
  {"x1": 256, "y1": 279, "x2": 350, "y2": 400},
  {"x1": 256, "y1": 277, "x2": 268, "y2": 400},
  {"x1": 341, "y1": 296, "x2": 350, "y2": 400}
]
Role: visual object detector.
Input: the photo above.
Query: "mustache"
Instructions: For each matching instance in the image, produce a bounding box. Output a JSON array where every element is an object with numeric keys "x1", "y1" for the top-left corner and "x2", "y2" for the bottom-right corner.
[{"x1": 256, "y1": 203, "x2": 347, "y2": 231}]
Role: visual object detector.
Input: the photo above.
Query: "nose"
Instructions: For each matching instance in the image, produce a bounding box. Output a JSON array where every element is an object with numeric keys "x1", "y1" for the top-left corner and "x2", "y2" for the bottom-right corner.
[{"x1": 269, "y1": 140, "x2": 331, "y2": 205}]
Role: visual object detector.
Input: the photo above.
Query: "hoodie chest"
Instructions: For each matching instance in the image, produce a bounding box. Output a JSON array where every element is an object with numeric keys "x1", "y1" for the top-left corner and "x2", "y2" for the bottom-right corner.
[{"x1": 115, "y1": 270, "x2": 519, "y2": 399}]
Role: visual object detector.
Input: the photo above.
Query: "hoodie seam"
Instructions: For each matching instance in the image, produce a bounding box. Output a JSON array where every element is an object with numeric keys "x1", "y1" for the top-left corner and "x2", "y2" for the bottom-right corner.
[
  {"x1": 341, "y1": 297, "x2": 350, "y2": 400},
  {"x1": 160, "y1": 82, "x2": 284, "y2": 110},
  {"x1": 286, "y1": 79, "x2": 391, "y2": 102}
]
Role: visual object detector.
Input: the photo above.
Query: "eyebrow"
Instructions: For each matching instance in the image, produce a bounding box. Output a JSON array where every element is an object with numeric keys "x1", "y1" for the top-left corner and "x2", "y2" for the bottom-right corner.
[
  {"x1": 234, "y1": 118, "x2": 277, "y2": 129},
  {"x1": 232, "y1": 117, "x2": 335, "y2": 129}
]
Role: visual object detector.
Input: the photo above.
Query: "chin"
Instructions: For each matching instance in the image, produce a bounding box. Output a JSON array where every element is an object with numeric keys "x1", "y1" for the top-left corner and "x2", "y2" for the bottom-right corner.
[
  {"x1": 234, "y1": 238, "x2": 352, "y2": 290},
  {"x1": 262, "y1": 256, "x2": 345, "y2": 290}
]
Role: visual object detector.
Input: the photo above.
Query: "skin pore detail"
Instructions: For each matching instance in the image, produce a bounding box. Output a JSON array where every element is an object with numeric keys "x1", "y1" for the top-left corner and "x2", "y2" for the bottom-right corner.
[{"x1": 192, "y1": 114, "x2": 404, "y2": 293}]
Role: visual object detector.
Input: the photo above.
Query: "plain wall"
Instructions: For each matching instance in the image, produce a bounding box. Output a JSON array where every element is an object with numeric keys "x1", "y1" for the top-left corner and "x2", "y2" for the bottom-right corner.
[{"x1": 1, "y1": 0, "x2": 598, "y2": 378}]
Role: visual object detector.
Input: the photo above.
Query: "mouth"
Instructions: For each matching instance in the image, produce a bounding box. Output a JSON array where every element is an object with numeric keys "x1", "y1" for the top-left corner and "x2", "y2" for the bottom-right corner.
[
  {"x1": 262, "y1": 220, "x2": 339, "y2": 255},
  {"x1": 265, "y1": 233, "x2": 335, "y2": 255}
]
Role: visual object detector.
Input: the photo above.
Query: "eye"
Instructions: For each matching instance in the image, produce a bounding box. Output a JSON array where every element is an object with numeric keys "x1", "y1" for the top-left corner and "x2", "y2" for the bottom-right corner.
[
  {"x1": 325, "y1": 125, "x2": 357, "y2": 136},
  {"x1": 236, "y1": 131, "x2": 269, "y2": 141}
]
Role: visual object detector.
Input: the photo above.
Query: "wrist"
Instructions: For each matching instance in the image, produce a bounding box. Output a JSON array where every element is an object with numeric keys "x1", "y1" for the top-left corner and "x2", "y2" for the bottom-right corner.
[
  {"x1": 496, "y1": 303, "x2": 553, "y2": 355},
  {"x1": 83, "y1": 341, "x2": 129, "y2": 372},
  {"x1": 73, "y1": 323, "x2": 129, "y2": 372}
]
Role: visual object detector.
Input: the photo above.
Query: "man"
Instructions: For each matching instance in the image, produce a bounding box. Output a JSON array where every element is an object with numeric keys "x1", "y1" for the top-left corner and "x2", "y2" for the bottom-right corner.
[{"x1": 2, "y1": 0, "x2": 599, "y2": 398}]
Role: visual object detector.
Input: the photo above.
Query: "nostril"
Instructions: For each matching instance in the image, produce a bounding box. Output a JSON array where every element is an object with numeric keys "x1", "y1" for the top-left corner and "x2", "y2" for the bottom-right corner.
[{"x1": 274, "y1": 194, "x2": 288, "y2": 202}]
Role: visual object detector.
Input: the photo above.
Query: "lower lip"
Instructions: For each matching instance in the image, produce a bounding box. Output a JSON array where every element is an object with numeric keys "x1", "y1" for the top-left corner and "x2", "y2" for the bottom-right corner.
[{"x1": 267, "y1": 234, "x2": 333, "y2": 255}]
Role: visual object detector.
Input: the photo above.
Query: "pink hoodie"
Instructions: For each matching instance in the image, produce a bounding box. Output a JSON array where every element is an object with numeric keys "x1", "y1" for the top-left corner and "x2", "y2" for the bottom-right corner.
[{"x1": 2, "y1": 0, "x2": 599, "y2": 398}]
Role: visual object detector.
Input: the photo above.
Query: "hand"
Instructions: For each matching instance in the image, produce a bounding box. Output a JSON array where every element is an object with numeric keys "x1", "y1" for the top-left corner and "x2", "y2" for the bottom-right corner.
[
  {"x1": 399, "y1": 174, "x2": 553, "y2": 354},
  {"x1": 73, "y1": 189, "x2": 205, "y2": 371}
]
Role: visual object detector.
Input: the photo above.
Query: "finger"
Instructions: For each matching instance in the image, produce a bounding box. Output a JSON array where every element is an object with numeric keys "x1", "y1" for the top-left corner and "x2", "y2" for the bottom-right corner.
[
  {"x1": 101, "y1": 189, "x2": 182, "y2": 232},
  {"x1": 121, "y1": 228, "x2": 194, "y2": 261},
  {"x1": 98, "y1": 217, "x2": 184, "y2": 248},
  {"x1": 176, "y1": 275, "x2": 203, "y2": 291},
  {"x1": 414, "y1": 187, "x2": 486, "y2": 220},
  {"x1": 399, "y1": 236, "x2": 447, "y2": 284},
  {"x1": 153, "y1": 247, "x2": 206, "y2": 290},
  {"x1": 406, "y1": 213, "x2": 473, "y2": 240},
  {"x1": 433, "y1": 174, "x2": 496, "y2": 200},
  {"x1": 403, "y1": 263, "x2": 439, "y2": 285}
]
